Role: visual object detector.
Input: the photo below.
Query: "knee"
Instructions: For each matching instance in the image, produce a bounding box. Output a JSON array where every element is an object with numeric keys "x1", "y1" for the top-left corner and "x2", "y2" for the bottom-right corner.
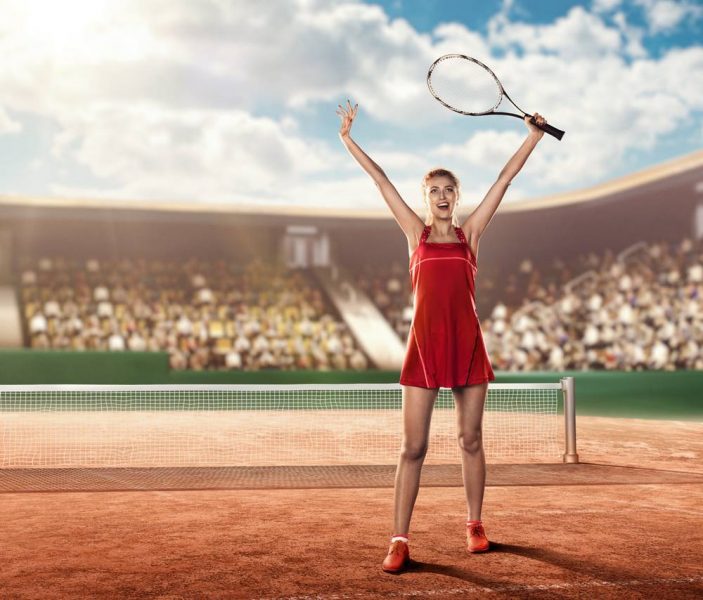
[
  {"x1": 400, "y1": 440, "x2": 428, "y2": 462},
  {"x1": 458, "y1": 429, "x2": 483, "y2": 455}
]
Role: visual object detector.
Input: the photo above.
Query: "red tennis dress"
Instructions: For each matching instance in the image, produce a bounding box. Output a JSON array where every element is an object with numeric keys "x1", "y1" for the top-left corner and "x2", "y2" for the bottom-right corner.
[{"x1": 399, "y1": 225, "x2": 495, "y2": 389}]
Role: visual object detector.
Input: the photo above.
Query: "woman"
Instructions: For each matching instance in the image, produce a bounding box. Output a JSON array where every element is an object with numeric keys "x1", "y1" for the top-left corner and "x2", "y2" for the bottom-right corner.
[{"x1": 336, "y1": 100, "x2": 547, "y2": 573}]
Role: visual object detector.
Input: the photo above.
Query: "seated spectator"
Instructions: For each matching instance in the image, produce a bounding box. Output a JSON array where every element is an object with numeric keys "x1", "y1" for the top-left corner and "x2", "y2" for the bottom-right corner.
[
  {"x1": 29, "y1": 311, "x2": 47, "y2": 335},
  {"x1": 225, "y1": 349, "x2": 243, "y2": 370},
  {"x1": 108, "y1": 331, "x2": 126, "y2": 351}
]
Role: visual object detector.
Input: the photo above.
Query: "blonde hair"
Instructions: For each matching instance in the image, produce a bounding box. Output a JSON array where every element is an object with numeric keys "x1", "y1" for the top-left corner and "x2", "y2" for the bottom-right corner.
[{"x1": 422, "y1": 168, "x2": 461, "y2": 227}]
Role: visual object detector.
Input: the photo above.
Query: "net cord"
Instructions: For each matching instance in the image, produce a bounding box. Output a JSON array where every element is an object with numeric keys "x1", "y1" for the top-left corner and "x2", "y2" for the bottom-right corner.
[{"x1": 0, "y1": 383, "x2": 564, "y2": 393}]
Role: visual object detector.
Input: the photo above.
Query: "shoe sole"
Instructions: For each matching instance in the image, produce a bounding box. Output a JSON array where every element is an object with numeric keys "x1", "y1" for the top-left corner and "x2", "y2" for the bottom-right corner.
[
  {"x1": 468, "y1": 544, "x2": 490, "y2": 553},
  {"x1": 382, "y1": 558, "x2": 409, "y2": 573}
]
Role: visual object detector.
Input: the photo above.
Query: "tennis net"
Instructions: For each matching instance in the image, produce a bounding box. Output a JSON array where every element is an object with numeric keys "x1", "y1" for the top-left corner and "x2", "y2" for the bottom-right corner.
[{"x1": 0, "y1": 379, "x2": 578, "y2": 468}]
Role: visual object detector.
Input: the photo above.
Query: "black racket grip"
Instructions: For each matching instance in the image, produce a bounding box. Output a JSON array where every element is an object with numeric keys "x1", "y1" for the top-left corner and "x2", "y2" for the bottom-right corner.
[{"x1": 530, "y1": 116, "x2": 565, "y2": 141}]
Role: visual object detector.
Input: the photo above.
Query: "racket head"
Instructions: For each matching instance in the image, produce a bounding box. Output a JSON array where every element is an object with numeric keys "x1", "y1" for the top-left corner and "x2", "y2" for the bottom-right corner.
[{"x1": 427, "y1": 54, "x2": 505, "y2": 116}]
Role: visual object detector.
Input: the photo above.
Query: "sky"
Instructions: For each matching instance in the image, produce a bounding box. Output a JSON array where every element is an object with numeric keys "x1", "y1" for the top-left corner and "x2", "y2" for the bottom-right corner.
[{"x1": 0, "y1": 0, "x2": 701, "y2": 213}]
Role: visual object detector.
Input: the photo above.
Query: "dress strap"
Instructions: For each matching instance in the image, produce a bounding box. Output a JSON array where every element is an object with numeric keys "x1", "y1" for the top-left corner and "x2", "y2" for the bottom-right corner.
[
  {"x1": 454, "y1": 226, "x2": 468, "y2": 245},
  {"x1": 420, "y1": 225, "x2": 432, "y2": 243}
]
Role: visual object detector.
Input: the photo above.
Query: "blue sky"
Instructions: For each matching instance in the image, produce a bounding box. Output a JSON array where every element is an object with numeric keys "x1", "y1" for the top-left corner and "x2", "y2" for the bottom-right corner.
[
  {"x1": 0, "y1": 0, "x2": 701, "y2": 212},
  {"x1": 373, "y1": 0, "x2": 703, "y2": 54}
]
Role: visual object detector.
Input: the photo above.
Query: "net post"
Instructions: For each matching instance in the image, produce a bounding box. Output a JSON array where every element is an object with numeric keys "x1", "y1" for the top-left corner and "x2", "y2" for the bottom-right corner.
[{"x1": 561, "y1": 377, "x2": 579, "y2": 464}]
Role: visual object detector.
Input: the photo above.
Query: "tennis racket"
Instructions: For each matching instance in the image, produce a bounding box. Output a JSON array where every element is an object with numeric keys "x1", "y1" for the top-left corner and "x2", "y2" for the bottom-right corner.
[{"x1": 427, "y1": 54, "x2": 565, "y2": 141}]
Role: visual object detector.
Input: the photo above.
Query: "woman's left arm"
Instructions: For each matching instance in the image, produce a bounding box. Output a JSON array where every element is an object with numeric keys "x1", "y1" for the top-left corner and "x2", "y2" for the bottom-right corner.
[{"x1": 461, "y1": 113, "x2": 547, "y2": 240}]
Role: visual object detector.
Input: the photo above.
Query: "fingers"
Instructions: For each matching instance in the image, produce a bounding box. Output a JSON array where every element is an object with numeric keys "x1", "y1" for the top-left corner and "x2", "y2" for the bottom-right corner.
[
  {"x1": 337, "y1": 100, "x2": 359, "y2": 121},
  {"x1": 531, "y1": 112, "x2": 547, "y2": 125},
  {"x1": 346, "y1": 100, "x2": 357, "y2": 122}
]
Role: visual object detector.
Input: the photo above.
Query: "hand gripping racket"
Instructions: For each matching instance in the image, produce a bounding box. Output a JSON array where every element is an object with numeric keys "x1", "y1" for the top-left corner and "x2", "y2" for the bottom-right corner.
[{"x1": 427, "y1": 54, "x2": 565, "y2": 141}]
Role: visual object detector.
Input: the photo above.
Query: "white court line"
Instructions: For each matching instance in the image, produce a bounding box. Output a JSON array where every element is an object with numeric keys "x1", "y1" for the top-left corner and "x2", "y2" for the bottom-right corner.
[{"x1": 263, "y1": 576, "x2": 703, "y2": 600}]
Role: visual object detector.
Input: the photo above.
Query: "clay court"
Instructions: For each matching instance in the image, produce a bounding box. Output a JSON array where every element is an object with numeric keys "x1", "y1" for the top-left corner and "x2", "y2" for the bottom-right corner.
[{"x1": 1, "y1": 415, "x2": 702, "y2": 599}]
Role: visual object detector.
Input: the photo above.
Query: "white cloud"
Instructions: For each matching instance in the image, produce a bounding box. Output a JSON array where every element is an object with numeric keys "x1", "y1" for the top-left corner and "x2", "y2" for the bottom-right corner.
[
  {"x1": 489, "y1": 6, "x2": 623, "y2": 59},
  {"x1": 0, "y1": 0, "x2": 700, "y2": 210},
  {"x1": 52, "y1": 104, "x2": 341, "y2": 203},
  {"x1": 592, "y1": 0, "x2": 623, "y2": 13},
  {"x1": 435, "y1": 130, "x2": 525, "y2": 169},
  {"x1": 634, "y1": 0, "x2": 703, "y2": 34},
  {"x1": 0, "y1": 107, "x2": 21, "y2": 134},
  {"x1": 612, "y1": 11, "x2": 647, "y2": 58}
]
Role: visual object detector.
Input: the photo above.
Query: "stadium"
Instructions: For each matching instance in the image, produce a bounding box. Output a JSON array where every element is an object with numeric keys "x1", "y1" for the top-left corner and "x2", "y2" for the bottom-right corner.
[
  {"x1": 2, "y1": 150, "x2": 702, "y2": 391},
  {"x1": 2, "y1": 147, "x2": 702, "y2": 596},
  {"x1": 1, "y1": 0, "x2": 703, "y2": 598}
]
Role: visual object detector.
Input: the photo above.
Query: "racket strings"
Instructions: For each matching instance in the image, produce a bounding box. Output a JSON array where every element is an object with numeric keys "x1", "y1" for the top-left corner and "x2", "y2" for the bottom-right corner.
[{"x1": 428, "y1": 57, "x2": 503, "y2": 115}]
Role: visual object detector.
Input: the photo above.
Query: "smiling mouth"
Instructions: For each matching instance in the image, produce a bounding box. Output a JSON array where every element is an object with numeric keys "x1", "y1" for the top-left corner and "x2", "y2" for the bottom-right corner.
[{"x1": 437, "y1": 203, "x2": 449, "y2": 209}]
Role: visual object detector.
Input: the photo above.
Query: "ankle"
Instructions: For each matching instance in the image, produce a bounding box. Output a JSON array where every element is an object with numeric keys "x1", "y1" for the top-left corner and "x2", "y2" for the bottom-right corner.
[{"x1": 391, "y1": 533, "x2": 409, "y2": 543}]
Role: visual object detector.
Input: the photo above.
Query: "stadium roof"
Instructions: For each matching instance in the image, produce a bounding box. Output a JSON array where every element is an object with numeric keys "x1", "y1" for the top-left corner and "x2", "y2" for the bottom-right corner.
[{"x1": 1, "y1": 149, "x2": 702, "y2": 219}]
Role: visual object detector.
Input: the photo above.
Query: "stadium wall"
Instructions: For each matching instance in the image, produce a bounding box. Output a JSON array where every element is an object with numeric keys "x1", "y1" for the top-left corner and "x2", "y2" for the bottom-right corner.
[
  {"x1": 0, "y1": 350, "x2": 700, "y2": 420},
  {"x1": 7, "y1": 213, "x2": 281, "y2": 263},
  {"x1": 328, "y1": 172, "x2": 701, "y2": 276},
  {"x1": 3, "y1": 153, "x2": 701, "y2": 276}
]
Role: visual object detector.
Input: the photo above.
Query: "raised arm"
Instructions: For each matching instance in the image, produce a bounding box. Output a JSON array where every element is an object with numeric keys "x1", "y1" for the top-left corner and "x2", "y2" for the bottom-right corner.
[
  {"x1": 461, "y1": 113, "x2": 547, "y2": 242},
  {"x1": 337, "y1": 101, "x2": 424, "y2": 244}
]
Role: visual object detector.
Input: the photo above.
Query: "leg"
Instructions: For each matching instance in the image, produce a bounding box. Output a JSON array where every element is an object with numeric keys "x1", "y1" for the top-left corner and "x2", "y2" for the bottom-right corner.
[
  {"x1": 392, "y1": 384, "x2": 438, "y2": 536},
  {"x1": 452, "y1": 382, "x2": 488, "y2": 521}
]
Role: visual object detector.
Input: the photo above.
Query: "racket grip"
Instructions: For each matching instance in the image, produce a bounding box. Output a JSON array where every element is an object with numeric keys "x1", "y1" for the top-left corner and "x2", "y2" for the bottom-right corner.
[{"x1": 530, "y1": 116, "x2": 565, "y2": 141}]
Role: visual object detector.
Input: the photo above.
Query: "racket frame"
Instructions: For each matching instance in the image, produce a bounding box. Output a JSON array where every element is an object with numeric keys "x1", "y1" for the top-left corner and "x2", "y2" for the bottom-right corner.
[{"x1": 427, "y1": 54, "x2": 565, "y2": 140}]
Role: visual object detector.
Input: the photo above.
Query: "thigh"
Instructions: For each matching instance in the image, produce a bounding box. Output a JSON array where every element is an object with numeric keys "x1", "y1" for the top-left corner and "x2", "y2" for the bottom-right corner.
[
  {"x1": 452, "y1": 383, "x2": 488, "y2": 432},
  {"x1": 401, "y1": 384, "x2": 439, "y2": 443}
]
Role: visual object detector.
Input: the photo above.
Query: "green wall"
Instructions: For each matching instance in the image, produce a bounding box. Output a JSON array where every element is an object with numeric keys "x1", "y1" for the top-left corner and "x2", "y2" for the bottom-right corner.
[
  {"x1": 0, "y1": 350, "x2": 700, "y2": 420},
  {"x1": 0, "y1": 350, "x2": 169, "y2": 384}
]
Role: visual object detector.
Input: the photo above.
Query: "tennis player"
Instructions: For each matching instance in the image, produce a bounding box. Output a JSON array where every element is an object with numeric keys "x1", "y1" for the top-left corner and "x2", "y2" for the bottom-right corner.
[{"x1": 336, "y1": 100, "x2": 547, "y2": 573}]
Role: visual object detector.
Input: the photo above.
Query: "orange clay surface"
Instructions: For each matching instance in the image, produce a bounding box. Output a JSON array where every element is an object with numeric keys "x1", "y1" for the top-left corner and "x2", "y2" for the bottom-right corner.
[{"x1": 1, "y1": 415, "x2": 702, "y2": 599}]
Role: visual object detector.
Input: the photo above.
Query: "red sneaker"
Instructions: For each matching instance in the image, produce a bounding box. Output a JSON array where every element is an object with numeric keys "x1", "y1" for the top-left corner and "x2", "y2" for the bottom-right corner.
[
  {"x1": 466, "y1": 521, "x2": 490, "y2": 553},
  {"x1": 382, "y1": 540, "x2": 410, "y2": 572}
]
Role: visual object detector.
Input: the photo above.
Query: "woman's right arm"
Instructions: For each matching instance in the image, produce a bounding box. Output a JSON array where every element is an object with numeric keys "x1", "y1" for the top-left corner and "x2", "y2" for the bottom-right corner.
[{"x1": 337, "y1": 101, "x2": 424, "y2": 245}]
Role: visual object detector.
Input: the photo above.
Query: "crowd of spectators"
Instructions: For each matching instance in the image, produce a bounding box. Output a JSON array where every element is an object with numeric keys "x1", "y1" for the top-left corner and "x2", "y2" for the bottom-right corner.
[
  {"x1": 351, "y1": 248, "x2": 619, "y2": 342},
  {"x1": 19, "y1": 257, "x2": 369, "y2": 372},
  {"x1": 351, "y1": 256, "x2": 582, "y2": 342},
  {"x1": 354, "y1": 237, "x2": 703, "y2": 372},
  {"x1": 484, "y1": 237, "x2": 703, "y2": 372},
  {"x1": 17, "y1": 235, "x2": 703, "y2": 373},
  {"x1": 352, "y1": 262, "x2": 413, "y2": 341}
]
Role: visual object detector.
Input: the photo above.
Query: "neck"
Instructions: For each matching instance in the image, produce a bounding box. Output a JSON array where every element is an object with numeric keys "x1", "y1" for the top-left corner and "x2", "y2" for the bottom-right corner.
[{"x1": 428, "y1": 220, "x2": 455, "y2": 237}]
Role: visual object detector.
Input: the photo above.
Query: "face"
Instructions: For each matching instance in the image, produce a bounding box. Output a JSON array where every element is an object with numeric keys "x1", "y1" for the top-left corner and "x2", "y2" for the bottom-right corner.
[{"x1": 424, "y1": 175, "x2": 459, "y2": 221}]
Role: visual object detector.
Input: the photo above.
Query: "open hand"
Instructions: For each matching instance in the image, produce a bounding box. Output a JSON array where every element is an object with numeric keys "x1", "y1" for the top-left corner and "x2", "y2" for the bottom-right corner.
[
  {"x1": 336, "y1": 100, "x2": 358, "y2": 138},
  {"x1": 525, "y1": 112, "x2": 547, "y2": 140}
]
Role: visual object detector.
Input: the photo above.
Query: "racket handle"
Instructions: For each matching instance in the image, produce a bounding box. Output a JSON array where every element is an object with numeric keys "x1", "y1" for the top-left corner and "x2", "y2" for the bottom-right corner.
[{"x1": 529, "y1": 116, "x2": 565, "y2": 141}]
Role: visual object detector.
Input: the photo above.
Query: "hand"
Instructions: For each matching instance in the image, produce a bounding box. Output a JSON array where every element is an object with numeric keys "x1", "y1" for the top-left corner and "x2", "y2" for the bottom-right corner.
[
  {"x1": 336, "y1": 99, "x2": 358, "y2": 138},
  {"x1": 524, "y1": 112, "x2": 547, "y2": 140}
]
